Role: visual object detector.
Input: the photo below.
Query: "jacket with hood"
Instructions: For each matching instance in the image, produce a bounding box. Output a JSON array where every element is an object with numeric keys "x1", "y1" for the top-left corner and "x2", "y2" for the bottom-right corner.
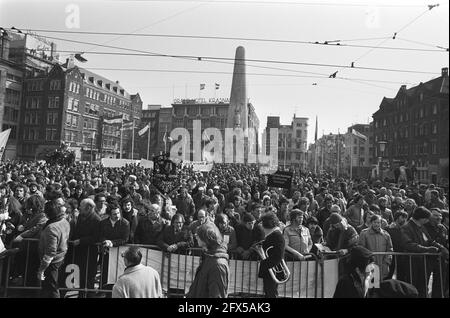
[{"x1": 187, "y1": 247, "x2": 230, "y2": 298}]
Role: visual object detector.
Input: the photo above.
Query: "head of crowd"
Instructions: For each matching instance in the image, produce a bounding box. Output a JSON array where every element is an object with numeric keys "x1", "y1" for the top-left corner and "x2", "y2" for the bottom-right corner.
[{"x1": 0, "y1": 160, "x2": 448, "y2": 262}]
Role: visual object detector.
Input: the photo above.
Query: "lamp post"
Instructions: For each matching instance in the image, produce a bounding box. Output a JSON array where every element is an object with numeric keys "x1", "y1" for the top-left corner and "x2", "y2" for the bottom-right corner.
[{"x1": 378, "y1": 141, "x2": 387, "y2": 180}]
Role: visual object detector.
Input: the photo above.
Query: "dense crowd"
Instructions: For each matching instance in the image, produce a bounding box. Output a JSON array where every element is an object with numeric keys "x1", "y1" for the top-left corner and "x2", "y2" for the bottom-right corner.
[{"x1": 0, "y1": 160, "x2": 448, "y2": 298}]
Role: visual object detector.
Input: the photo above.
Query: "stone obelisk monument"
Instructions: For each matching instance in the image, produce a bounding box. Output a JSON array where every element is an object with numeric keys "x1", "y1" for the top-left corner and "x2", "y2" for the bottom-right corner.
[
  {"x1": 226, "y1": 46, "x2": 249, "y2": 163},
  {"x1": 227, "y1": 46, "x2": 248, "y2": 131}
]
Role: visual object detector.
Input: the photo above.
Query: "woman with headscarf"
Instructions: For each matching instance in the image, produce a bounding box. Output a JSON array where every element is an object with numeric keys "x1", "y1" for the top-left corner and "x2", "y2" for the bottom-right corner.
[{"x1": 187, "y1": 222, "x2": 229, "y2": 298}]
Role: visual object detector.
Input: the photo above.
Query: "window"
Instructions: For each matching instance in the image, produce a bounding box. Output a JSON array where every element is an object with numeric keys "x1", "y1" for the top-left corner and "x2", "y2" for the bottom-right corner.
[
  {"x1": 383, "y1": 119, "x2": 387, "y2": 126},
  {"x1": 353, "y1": 147, "x2": 357, "y2": 155},
  {"x1": 433, "y1": 104, "x2": 438, "y2": 115},
  {"x1": 200, "y1": 107, "x2": 211, "y2": 116},
  {"x1": 432, "y1": 143, "x2": 437, "y2": 154},
  {"x1": 5, "y1": 88, "x2": 20, "y2": 106},
  {"x1": 66, "y1": 114, "x2": 72, "y2": 125},
  {"x1": 45, "y1": 128, "x2": 58, "y2": 141},
  {"x1": 47, "y1": 112, "x2": 58, "y2": 125},
  {"x1": 432, "y1": 123, "x2": 437, "y2": 134},
  {"x1": 419, "y1": 108, "x2": 424, "y2": 118},
  {"x1": 72, "y1": 115, "x2": 78, "y2": 127},
  {"x1": 49, "y1": 80, "x2": 61, "y2": 90},
  {"x1": 48, "y1": 97, "x2": 60, "y2": 108}
]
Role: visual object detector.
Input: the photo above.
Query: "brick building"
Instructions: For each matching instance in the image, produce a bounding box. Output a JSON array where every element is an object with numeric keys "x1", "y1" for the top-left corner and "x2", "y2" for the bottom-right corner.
[
  {"x1": 18, "y1": 59, "x2": 142, "y2": 161},
  {"x1": 372, "y1": 67, "x2": 449, "y2": 184}
]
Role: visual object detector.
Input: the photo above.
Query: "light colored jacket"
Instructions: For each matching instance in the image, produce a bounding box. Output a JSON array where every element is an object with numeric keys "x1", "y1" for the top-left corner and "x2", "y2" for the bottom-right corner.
[
  {"x1": 112, "y1": 264, "x2": 162, "y2": 298},
  {"x1": 358, "y1": 228, "x2": 393, "y2": 279}
]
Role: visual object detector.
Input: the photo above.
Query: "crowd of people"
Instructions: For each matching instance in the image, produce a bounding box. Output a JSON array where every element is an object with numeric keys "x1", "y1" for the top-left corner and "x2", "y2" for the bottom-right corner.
[{"x1": 0, "y1": 159, "x2": 449, "y2": 298}]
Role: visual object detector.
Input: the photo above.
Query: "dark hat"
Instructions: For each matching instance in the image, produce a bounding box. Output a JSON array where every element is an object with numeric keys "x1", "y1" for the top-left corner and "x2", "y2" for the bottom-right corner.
[
  {"x1": 306, "y1": 216, "x2": 319, "y2": 225},
  {"x1": 328, "y1": 213, "x2": 343, "y2": 225},
  {"x1": 242, "y1": 213, "x2": 255, "y2": 223},
  {"x1": 374, "y1": 279, "x2": 418, "y2": 298},
  {"x1": 350, "y1": 246, "x2": 373, "y2": 269},
  {"x1": 289, "y1": 209, "x2": 304, "y2": 220}
]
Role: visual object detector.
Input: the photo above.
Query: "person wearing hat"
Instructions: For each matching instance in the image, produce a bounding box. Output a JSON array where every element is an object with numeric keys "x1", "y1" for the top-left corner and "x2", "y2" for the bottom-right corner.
[
  {"x1": 333, "y1": 246, "x2": 375, "y2": 298},
  {"x1": 283, "y1": 209, "x2": 312, "y2": 260},
  {"x1": 325, "y1": 213, "x2": 359, "y2": 255},
  {"x1": 28, "y1": 181, "x2": 43, "y2": 198},
  {"x1": 401, "y1": 206, "x2": 448, "y2": 298},
  {"x1": 316, "y1": 194, "x2": 333, "y2": 230}
]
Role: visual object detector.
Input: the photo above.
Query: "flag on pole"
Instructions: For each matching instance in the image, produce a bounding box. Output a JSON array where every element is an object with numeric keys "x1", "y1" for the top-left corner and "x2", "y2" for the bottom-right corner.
[
  {"x1": 138, "y1": 124, "x2": 150, "y2": 137},
  {"x1": 0, "y1": 128, "x2": 11, "y2": 160},
  {"x1": 215, "y1": 83, "x2": 220, "y2": 90},
  {"x1": 103, "y1": 115, "x2": 123, "y2": 125},
  {"x1": 122, "y1": 120, "x2": 134, "y2": 130},
  {"x1": 200, "y1": 83, "x2": 205, "y2": 90},
  {"x1": 351, "y1": 128, "x2": 368, "y2": 141}
]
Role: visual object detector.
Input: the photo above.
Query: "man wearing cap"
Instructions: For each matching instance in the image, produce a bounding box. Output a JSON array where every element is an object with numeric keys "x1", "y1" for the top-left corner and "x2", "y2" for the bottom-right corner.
[
  {"x1": 283, "y1": 209, "x2": 312, "y2": 260},
  {"x1": 174, "y1": 187, "x2": 196, "y2": 225},
  {"x1": 325, "y1": 213, "x2": 359, "y2": 255},
  {"x1": 322, "y1": 204, "x2": 342, "y2": 237},
  {"x1": 401, "y1": 206, "x2": 448, "y2": 297}
]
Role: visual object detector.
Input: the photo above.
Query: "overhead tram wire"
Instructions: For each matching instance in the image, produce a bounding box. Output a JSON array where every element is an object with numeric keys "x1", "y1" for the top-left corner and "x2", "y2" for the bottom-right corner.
[
  {"x1": 12, "y1": 28, "x2": 448, "y2": 53},
  {"x1": 331, "y1": 4, "x2": 441, "y2": 77},
  {"x1": 83, "y1": 67, "x2": 415, "y2": 86},
  {"x1": 11, "y1": 31, "x2": 440, "y2": 76}
]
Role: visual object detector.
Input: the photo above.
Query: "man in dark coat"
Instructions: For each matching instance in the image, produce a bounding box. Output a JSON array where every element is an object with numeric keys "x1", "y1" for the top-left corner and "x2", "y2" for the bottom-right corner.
[
  {"x1": 257, "y1": 212, "x2": 285, "y2": 298},
  {"x1": 333, "y1": 246, "x2": 374, "y2": 298},
  {"x1": 135, "y1": 203, "x2": 168, "y2": 245},
  {"x1": 157, "y1": 214, "x2": 193, "y2": 254},
  {"x1": 71, "y1": 198, "x2": 101, "y2": 297},
  {"x1": 99, "y1": 203, "x2": 130, "y2": 287},
  {"x1": 401, "y1": 206, "x2": 447, "y2": 298}
]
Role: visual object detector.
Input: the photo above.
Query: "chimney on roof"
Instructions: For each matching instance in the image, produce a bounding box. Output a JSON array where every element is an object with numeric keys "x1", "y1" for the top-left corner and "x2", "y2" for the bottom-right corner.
[
  {"x1": 400, "y1": 85, "x2": 407, "y2": 90},
  {"x1": 116, "y1": 80, "x2": 119, "y2": 84},
  {"x1": 442, "y1": 67, "x2": 448, "y2": 77}
]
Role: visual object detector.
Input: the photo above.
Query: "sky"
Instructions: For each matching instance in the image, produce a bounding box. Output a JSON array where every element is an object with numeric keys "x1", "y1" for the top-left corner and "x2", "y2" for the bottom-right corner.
[{"x1": 1, "y1": 0, "x2": 448, "y2": 145}]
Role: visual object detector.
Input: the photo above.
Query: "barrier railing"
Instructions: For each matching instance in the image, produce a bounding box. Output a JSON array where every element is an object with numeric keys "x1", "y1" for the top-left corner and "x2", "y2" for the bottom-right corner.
[{"x1": 1, "y1": 239, "x2": 446, "y2": 298}]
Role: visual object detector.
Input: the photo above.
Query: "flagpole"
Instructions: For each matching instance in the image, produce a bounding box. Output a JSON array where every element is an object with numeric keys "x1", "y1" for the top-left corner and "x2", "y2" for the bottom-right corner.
[
  {"x1": 284, "y1": 133, "x2": 287, "y2": 170},
  {"x1": 350, "y1": 132, "x2": 353, "y2": 180},
  {"x1": 337, "y1": 129, "x2": 340, "y2": 177},
  {"x1": 321, "y1": 130, "x2": 324, "y2": 173},
  {"x1": 131, "y1": 119, "x2": 135, "y2": 160},
  {"x1": 90, "y1": 132, "x2": 94, "y2": 165},
  {"x1": 147, "y1": 128, "x2": 151, "y2": 160},
  {"x1": 120, "y1": 115, "x2": 123, "y2": 159}
]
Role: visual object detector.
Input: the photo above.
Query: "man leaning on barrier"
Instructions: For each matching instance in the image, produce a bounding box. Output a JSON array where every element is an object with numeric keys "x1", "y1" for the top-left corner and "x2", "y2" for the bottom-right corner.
[
  {"x1": 401, "y1": 206, "x2": 449, "y2": 298},
  {"x1": 37, "y1": 201, "x2": 70, "y2": 298}
]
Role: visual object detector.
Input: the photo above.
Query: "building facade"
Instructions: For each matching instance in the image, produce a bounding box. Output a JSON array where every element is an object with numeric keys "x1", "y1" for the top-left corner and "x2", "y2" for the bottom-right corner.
[
  {"x1": 372, "y1": 67, "x2": 449, "y2": 184},
  {"x1": 1, "y1": 31, "x2": 57, "y2": 159},
  {"x1": 170, "y1": 98, "x2": 259, "y2": 162},
  {"x1": 265, "y1": 114, "x2": 308, "y2": 170},
  {"x1": 18, "y1": 61, "x2": 142, "y2": 161}
]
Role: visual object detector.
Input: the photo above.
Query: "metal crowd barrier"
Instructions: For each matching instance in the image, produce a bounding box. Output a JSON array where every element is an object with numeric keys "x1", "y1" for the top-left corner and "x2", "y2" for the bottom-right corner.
[{"x1": 1, "y1": 239, "x2": 446, "y2": 298}]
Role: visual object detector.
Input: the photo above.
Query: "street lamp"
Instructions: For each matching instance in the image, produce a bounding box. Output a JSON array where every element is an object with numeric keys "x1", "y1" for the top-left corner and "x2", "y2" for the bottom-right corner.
[{"x1": 378, "y1": 141, "x2": 387, "y2": 180}]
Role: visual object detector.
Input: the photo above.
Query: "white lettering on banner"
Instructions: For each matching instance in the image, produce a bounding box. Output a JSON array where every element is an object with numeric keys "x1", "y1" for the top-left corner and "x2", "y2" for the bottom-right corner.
[
  {"x1": 182, "y1": 161, "x2": 213, "y2": 172},
  {"x1": 65, "y1": 264, "x2": 80, "y2": 288},
  {"x1": 173, "y1": 98, "x2": 230, "y2": 104},
  {"x1": 101, "y1": 158, "x2": 140, "y2": 168},
  {"x1": 108, "y1": 246, "x2": 338, "y2": 297}
]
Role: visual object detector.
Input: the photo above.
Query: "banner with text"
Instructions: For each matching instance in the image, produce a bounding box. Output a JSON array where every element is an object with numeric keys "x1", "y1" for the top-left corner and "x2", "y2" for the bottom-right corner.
[
  {"x1": 267, "y1": 170, "x2": 293, "y2": 189},
  {"x1": 108, "y1": 246, "x2": 340, "y2": 298}
]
